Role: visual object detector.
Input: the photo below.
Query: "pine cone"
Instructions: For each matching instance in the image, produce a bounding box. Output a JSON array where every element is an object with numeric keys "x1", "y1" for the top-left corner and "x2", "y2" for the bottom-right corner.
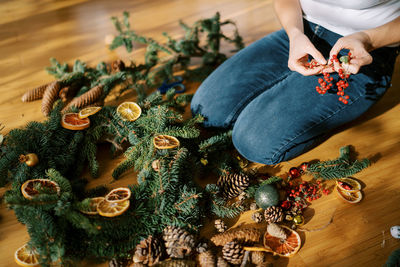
[
  {"x1": 112, "y1": 59, "x2": 126, "y2": 72},
  {"x1": 222, "y1": 241, "x2": 244, "y2": 265},
  {"x1": 163, "y1": 226, "x2": 195, "y2": 259},
  {"x1": 41, "y1": 81, "x2": 61, "y2": 116},
  {"x1": 216, "y1": 256, "x2": 229, "y2": 267},
  {"x1": 264, "y1": 206, "x2": 283, "y2": 223},
  {"x1": 154, "y1": 259, "x2": 196, "y2": 267},
  {"x1": 64, "y1": 84, "x2": 103, "y2": 110},
  {"x1": 22, "y1": 82, "x2": 52, "y2": 102},
  {"x1": 217, "y1": 172, "x2": 250, "y2": 198},
  {"x1": 196, "y1": 241, "x2": 209, "y2": 254},
  {"x1": 267, "y1": 223, "x2": 287, "y2": 240},
  {"x1": 214, "y1": 219, "x2": 227, "y2": 233},
  {"x1": 251, "y1": 211, "x2": 263, "y2": 223},
  {"x1": 197, "y1": 250, "x2": 215, "y2": 267},
  {"x1": 133, "y1": 235, "x2": 163, "y2": 266},
  {"x1": 211, "y1": 227, "x2": 261, "y2": 246}
]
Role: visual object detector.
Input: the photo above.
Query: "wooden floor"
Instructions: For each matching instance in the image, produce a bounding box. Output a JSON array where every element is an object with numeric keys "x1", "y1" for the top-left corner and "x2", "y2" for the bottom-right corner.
[{"x1": 0, "y1": 0, "x2": 399, "y2": 266}]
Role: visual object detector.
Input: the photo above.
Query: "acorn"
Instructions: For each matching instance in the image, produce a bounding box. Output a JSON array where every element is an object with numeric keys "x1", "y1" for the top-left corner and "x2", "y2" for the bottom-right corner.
[{"x1": 19, "y1": 153, "x2": 39, "y2": 167}]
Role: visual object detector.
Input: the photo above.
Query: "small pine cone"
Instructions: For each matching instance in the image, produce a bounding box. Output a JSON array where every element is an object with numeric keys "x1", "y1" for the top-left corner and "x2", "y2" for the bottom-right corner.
[
  {"x1": 211, "y1": 227, "x2": 261, "y2": 246},
  {"x1": 197, "y1": 250, "x2": 215, "y2": 267},
  {"x1": 251, "y1": 211, "x2": 263, "y2": 223},
  {"x1": 22, "y1": 82, "x2": 52, "y2": 102},
  {"x1": 238, "y1": 191, "x2": 247, "y2": 201},
  {"x1": 112, "y1": 59, "x2": 126, "y2": 72},
  {"x1": 264, "y1": 206, "x2": 283, "y2": 223},
  {"x1": 196, "y1": 241, "x2": 208, "y2": 254},
  {"x1": 216, "y1": 256, "x2": 229, "y2": 267},
  {"x1": 41, "y1": 81, "x2": 61, "y2": 116},
  {"x1": 222, "y1": 241, "x2": 244, "y2": 265},
  {"x1": 250, "y1": 202, "x2": 258, "y2": 210},
  {"x1": 217, "y1": 172, "x2": 250, "y2": 199},
  {"x1": 154, "y1": 259, "x2": 196, "y2": 267},
  {"x1": 65, "y1": 84, "x2": 103, "y2": 110},
  {"x1": 129, "y1": 264, "x2": 146, "y2": 267},
  {"x1": 214, "y1": 219, "x2": 227, "y2": 233},
  {"x1": 133, "y1": 235, "x2": 163, "y2": 266},
  {"x1": 163, "y1": 226, "x2": 195, "y2": 259},
  {"x1": 110, "y1": 257, "x2": 133, "y2": 267},
  {"x1": 251, "y1": 251, "x2": 266, "y2": 265}
]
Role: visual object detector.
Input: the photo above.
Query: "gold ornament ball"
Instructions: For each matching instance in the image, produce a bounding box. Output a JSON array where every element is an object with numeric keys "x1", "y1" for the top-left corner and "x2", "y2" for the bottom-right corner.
[
  {"x1": 293, "y1": 215, "x2": 304, "y2": 226},
  {"x1": 19, "y1": 153, "x2": 39, "y2": 167}
]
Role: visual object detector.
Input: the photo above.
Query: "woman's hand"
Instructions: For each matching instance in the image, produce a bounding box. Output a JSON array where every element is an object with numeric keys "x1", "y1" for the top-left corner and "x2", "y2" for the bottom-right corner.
[
  {"x1": 288, "y1": 30, "x2": 327, "y2": 76},
  {"x1": 328, "y1": 32, "x2": 373, "y2": 74}
]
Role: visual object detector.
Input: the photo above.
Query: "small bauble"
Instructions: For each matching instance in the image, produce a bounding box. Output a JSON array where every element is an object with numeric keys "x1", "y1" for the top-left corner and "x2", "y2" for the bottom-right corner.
[
  {"x1": 255, "y1": 184, "x2": 279, "y2": 209},
  {"x1": 289, "y1": 167, "x2": 300, "y2": 179},
  {"x1": 19, "y1": 153, "x2": 39, "y2": 167},
  {"x1": 390, "y1": 226, "x2": 400, "y2": 239},
  {"x1": 293, "y1": 215, "x2": 304, "y2": 226}
]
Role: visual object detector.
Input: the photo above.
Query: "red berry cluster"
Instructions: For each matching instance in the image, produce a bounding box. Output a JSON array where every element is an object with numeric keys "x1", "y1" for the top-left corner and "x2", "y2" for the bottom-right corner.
[
  {"x1": 310, "y1": 53, "x2": 353, "y2": 104},
  {"x1": 282, "y1": 164, "x2": 330, "y2": 210}
]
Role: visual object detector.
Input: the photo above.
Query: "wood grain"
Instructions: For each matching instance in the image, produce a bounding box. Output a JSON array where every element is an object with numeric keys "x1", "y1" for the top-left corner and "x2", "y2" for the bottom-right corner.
[{"x1": 0, "y1": 0, "x2": 399, "y2": 266}]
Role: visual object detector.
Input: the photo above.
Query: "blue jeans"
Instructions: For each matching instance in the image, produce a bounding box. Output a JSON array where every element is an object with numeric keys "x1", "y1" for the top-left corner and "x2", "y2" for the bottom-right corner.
[{"x1": 191, "y1": 20, "x2": 399, "y2": 165}]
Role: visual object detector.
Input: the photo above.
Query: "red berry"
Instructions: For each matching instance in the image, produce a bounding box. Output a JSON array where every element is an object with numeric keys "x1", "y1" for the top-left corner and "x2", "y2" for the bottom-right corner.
[
  {"x1": 339, "y1": 97, "x2": 343, "y2": 101},
  {"x1": 343, "y1": 100, "x2": 348, "y2": 104},
  {"x1": 345, "y1": 95, "x2": 349, "y2": 99}
]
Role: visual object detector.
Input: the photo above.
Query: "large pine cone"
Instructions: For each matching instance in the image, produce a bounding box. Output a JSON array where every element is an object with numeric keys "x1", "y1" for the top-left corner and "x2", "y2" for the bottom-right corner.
[
  {"x1": 133, "y1": 235, "x2": 164, "y2": 266},
  {"x1": 222, "y1": 241, "x2": 244, "y2": 265},
  {"x1": 217, "y1": 172, "x2": 250, "y2": 199},
  {"x1": 162, "y1": 226, "x2": 195, "y2": 259},
  {"x1": 211, "y1": 227, "x2": 262, "y2": 246},
  {"x1": 264, "y1": 206, "x2": 283, "y2": 223}
]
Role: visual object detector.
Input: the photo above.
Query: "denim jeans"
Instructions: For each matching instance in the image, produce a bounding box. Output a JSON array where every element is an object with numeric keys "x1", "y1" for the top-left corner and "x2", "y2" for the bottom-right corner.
[{"x1": 191, "y1": 20, "x2": 400, "y2": 165}]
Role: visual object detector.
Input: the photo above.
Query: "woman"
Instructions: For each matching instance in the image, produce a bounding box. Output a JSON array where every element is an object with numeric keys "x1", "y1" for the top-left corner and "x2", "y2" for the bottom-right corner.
[{"x1": 191, "y1": 0, "x2": 400, "y2": 165}]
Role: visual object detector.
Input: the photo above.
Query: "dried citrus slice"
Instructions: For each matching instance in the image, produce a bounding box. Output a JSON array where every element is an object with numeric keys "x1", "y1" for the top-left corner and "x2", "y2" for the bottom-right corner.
[
  {"x1": 21, "y1": 179, "x2": 60, "y2": 200},
  {"x1": 97, "y1": 199, "x2": 130, "y2": 217},
  {"x1": 336, "y1": 177, "x2": 361, "y2": 193},
  {"x1": 336, "y1": 186, "x2": 362, "y2": 204},
  {"x1": 61, "y1": 113, "x2": 90, "y2": 130},
  {"x1": 15, "y1": 243, "x2": 39, "y2": 267},
  {"x1": 263, "y1": 225, "x2": 301, "y2": 257},
  {"x1": 153, "y1": 135, "x2": 180, "y2": 149},
  {"x1": 105, "y1": 187, "x2": 131, "y2": 203},
  {"x1": 116, "y1": 102, "x2": 142, "y2": 122},
  {"x1": 79, "y1": 197, "x2": 105, "y2": 215},
  {"x1": 78, "y1": 106, "x2": 102, "y2": 119}
]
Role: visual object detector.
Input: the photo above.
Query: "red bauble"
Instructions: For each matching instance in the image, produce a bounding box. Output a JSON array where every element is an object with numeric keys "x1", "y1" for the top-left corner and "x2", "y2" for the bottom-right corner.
[{"x1": 289, "y1": 167, "x2": 301, "y2": 179}]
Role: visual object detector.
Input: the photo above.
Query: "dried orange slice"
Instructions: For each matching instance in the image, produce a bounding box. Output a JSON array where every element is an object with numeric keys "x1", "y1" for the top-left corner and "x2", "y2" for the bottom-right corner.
[
  {"x1": 153, "y1": 135, "x2": 180, "y2": 149},
  {"x1": 263, "y1": 225, "x2": 301, "y2": 257},
  {"x1": 15, "y1": 243, "x2": 39, "y2": 267},
  {"x1": 61, "y1": 113, "x2": 90, "y2": 130},
  {"x1": 21, "y1": 179, "x2": 60, "y2": 200},
  {"x1": 105, "y1": 187, "x2": 131, "y2": 203},
  {"x1": 116, "y1": 102, "x2": 142, "y2": 122},
  {"x1": 336, "y1": 186, "x2": 362, "y2": 204},
  {"x1": 336, "y1": 177, "x2": 361, "y2": 193},
  {"x1": 97, "y1": 199, "x2": 130, "y2": 217},
  {"x1": 79, "y1": 197, "x2": 105, "y2": 215},
  {"x1": 78, "y1": 106, "x2": 102, "y2": 119}
]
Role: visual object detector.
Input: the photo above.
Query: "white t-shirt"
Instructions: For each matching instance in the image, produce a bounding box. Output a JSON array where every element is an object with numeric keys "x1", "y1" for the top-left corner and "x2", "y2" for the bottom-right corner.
[{"x1": 300, "y1": 0, "x2": 400, "y2": 36}]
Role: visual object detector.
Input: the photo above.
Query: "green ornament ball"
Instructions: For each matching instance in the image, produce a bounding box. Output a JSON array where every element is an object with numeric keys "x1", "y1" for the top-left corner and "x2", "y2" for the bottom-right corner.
[{"x1": 254, "y1": 184, "x2": 279, "y2": 209}]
